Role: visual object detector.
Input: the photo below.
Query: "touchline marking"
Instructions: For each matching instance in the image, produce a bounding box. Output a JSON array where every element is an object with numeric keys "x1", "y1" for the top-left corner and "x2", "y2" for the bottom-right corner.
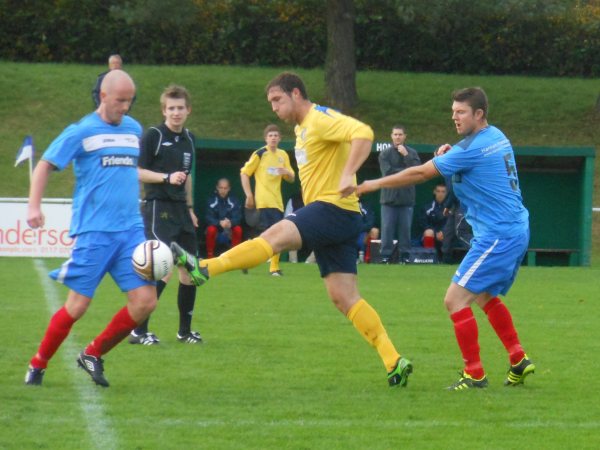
[{"x1": 34, "y1": 259, "x2": 118, "y2": 450}]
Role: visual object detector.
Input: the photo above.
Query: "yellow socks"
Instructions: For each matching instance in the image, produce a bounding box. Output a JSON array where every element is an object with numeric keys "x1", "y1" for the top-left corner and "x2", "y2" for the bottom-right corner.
[
  {"x1": 347, "y1": 299, "x2": 400, "y2": 372},
  {"x1": 269, "y1": 253, "x2": 281, "y2": 273},
  {"x1": 201, "y1": 237, "x2": 273, "y2": 276}
]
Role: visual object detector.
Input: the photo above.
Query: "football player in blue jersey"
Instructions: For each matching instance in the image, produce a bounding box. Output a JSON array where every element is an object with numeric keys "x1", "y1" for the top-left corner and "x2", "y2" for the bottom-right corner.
[
  {"x1": 358, "y1": 87, "x2": 535, "y2": 390},
  {"x1": 24, "y1": 70, "x2": 157, "y2": 388}
]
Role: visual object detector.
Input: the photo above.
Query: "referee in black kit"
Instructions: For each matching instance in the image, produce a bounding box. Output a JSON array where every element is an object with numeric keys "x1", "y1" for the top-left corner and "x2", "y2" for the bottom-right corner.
[{"x1": 130, "y1": 85, "x2": 203, "y2": 345}]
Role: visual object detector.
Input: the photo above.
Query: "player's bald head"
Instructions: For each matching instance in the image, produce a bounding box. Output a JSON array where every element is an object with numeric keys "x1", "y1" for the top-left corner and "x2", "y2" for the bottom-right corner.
[{"x1": 100, "y1": 69, "x2": 135, "y2": 96}]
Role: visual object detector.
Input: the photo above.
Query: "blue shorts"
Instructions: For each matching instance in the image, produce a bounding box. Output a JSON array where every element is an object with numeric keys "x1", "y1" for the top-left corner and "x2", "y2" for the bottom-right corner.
[
  {"x1": 259, "y1": 208, "x2": 284, "y2": 231},
  {"x1": 49, "y1": 227, "x2": 154, "y2": 298},
  {"x1": 286, "y1": 201, "x2": 363, "y2": 277},
  {"x1": 453, "y1": 230, "x2": 529, "y2": 296}
]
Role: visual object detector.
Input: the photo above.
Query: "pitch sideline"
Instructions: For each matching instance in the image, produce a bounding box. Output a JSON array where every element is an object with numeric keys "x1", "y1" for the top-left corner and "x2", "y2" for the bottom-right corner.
[{"x1": 33, "y1": 258, "x2": 118, "y2": 450}]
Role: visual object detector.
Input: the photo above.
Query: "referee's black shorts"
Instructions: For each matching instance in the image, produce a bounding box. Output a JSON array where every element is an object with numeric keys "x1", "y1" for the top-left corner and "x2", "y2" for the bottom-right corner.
[{"x1": 143, "y1": 199, "x2": 198, "y2": 255}]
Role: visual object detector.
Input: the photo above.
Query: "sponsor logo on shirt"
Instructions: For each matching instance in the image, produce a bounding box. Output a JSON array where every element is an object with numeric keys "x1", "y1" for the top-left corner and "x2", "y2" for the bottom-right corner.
[{"x1": 101, "y1": 155, "x2": 138, "y2": 167}]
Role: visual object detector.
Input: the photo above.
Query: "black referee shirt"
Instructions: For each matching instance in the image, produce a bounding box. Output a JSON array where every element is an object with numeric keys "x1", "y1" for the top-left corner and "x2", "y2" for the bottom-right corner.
[{"x1": 139, "y1": 123, "x2": 196, "y2": 202}]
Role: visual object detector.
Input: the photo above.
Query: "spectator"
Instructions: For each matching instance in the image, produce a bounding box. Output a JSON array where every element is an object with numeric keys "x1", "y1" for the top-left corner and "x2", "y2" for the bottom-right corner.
[
  {"x1": 358, "y1": 201, "x2": 379, "y2": 263},
  {"x1": 417, "y1": 181, "x2": 447, "y2": 257},
  {"x1": 92, "y1": 54, "x2": 123, "y2": 108},
  {"x1": 205, "y1": 178, "x2": 243, "y2": 258},
  {"x1": 441, "y1": 178, "x2": 473, "y2": 264},
  {"x1": 378, "y1": 125, "x2": 421, "y2": 263},
  {"x1": 240, "y1": 124, "x2": 295, "y2": 276}
]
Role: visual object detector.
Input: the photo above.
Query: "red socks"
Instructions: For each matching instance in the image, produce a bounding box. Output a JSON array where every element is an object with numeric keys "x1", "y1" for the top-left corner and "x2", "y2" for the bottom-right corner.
[
  {"x1": 30, "y1": 306, "x2": 76, "y2": 369},
  {"x1": 85, "y1": 307, "x2": 138, "y2": 358},
  {"x1": 450, "y1": 307, "x2": 484, "y2": 379},
  {"x1": 423, "y1": 235, "x2": 435, "y2": 248},
  {"x1": 483, "y1": 297, "x2": 525, "y2": 365}
]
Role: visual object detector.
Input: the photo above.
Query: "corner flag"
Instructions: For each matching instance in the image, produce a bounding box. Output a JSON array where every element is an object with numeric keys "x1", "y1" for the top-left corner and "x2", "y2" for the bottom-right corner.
[{"x1": 15, "y1": 136, "x2": 34, "y2": 167}]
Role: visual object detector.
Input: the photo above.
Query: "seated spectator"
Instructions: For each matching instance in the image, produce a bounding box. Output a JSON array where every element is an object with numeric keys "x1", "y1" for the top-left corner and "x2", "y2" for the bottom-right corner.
[
  {"x1": 358, "y1": 201, "x2": 380, "y2": 263},
  {"x1": 418, "y1": 182, "x2": 447, "y2": 256},
  {"x1": 440, "y1": 178, "x2": 473, "y2": 263},
  {"x1": 205, "y1": 178, "x2": 243, "y2": 258}
]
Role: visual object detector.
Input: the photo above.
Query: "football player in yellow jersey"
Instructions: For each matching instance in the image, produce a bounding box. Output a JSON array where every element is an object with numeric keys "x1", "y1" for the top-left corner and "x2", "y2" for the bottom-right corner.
[
  {"x1": 172, "y1": 72, "x2": 412, "y2": 387},
  {"x1": 240, "y1": 124, "x2": 295, "y2": 276}
]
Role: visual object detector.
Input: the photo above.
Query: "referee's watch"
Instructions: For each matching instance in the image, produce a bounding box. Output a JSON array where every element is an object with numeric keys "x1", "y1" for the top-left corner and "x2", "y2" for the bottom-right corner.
[{"x1": 163, "y1": 173, "x2": 170, "y2": 184}]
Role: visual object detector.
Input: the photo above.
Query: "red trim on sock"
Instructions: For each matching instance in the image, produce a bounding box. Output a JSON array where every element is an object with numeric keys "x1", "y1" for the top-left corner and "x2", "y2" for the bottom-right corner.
[
  {"x1": 85, "y1": 307, "x2": 138, "y2": 358},
  {"x1": 450, "y1": 307, "x2": 484, "y2": 379},
  {"x1": 484, "y1": 297, "x2": 525, "y2": 365},
  {"x1": 31, "y1": 306, "x2": 76, "y2": 368}
]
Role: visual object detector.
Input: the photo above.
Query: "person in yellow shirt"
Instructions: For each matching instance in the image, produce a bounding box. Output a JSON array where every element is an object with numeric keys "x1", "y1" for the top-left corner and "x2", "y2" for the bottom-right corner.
[
  {"x1": 240, "y1": 124, "x2": 295, "y2": 276},
  {"x1": 172, "y1": 72, "x2": 412, "y2": 387}
]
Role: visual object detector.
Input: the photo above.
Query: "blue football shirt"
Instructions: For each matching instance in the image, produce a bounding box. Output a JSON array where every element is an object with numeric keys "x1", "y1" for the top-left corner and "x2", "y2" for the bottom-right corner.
[
  {"x1": 42, "y1": 112, "x2": 143, "y2": 236},
  {"x1": 432, "y1": 125, "x2": 529, "y2": 238}
]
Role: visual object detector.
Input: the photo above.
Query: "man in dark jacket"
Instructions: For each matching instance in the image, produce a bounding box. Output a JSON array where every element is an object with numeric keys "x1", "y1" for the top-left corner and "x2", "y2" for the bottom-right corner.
[
  {"x1": 418, "y1": 181, "x2": 447, "y2": 255},
  {"x1": 205, "y1": 178, "x2": 243, "y2": 258},
  {"x1": 378, "y1": 125, "x2": 421, "y2": 263}
]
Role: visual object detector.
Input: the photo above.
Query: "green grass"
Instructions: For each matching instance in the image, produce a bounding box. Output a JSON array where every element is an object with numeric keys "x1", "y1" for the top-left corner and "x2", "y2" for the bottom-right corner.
[{"x1": 2, "y1": 258, "x2": 600, "y2": 449}]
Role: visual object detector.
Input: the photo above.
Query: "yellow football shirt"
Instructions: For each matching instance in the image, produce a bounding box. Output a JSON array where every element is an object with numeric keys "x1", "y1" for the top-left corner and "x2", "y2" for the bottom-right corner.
[
  {"x1": 240, "y1": 147, "x2": 294, "y2": 211},
  {"x1": 294, "y1": 104, "x2": 374, "y2": 212}
]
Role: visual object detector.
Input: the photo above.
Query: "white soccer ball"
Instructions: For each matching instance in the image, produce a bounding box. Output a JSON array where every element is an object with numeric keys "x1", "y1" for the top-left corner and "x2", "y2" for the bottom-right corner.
[{"x1": 132, "y1": 240, "x2": 174, "y2": 281}]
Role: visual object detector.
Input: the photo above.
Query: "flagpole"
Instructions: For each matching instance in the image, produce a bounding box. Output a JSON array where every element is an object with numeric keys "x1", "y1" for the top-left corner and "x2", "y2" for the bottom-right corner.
[{"x1": 29, "y1": 136, "x2": 34, "y2": 184}]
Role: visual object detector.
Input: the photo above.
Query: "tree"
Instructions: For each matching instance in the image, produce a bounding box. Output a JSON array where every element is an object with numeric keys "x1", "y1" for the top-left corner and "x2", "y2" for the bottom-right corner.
[{"x1": 325, "y1": 0, "x2": 357, "y2": 112}]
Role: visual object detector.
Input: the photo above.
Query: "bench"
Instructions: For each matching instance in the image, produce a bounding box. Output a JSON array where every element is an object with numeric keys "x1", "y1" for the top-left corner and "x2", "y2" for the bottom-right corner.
[{"x1": 526, "y1": 248, "x2": 579, "y2": 266}]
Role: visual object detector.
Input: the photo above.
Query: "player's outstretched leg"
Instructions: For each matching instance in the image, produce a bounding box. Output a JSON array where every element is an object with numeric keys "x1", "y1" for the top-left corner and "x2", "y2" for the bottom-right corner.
[
  {"x1": 387, "y1": 357, "x2": 413, "y2": 387},
  {"x1": 170, "y1": 242, "x2": 209, "y2": 286}
]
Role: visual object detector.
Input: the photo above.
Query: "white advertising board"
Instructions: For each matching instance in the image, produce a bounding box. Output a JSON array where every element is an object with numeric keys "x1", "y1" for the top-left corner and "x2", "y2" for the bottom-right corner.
[{"x1": 0, "y1": 198, "x2": 74, "y2": 257}]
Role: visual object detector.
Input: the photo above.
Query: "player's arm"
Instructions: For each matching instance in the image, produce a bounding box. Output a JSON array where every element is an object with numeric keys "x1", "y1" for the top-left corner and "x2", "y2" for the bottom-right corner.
[
  {"x1": 340, "y1": 137, "x2": 372, "y2": 198},
  {"x1": 240, "y1": 173, "x2": 255, "y2": 209},
  {"x1": 137, "y1": 128, "x2": 186, "y2": 185},
  {"x1": 280, "y1": 154, "x2": 295, "y2": 183},
  {"x1": 27, "y1": 160, "x2": 56, "y2": 229},
  {"x1": 184, "y1": 176, "x2": 198, "y2": 227},
  {"x1": 357, "y1": 160, "x2": 440, "y2": 196}
]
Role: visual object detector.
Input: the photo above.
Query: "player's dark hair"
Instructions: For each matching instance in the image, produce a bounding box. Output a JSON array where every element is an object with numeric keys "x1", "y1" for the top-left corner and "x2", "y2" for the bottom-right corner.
[
  {"x1": 452, "y1": 87, "x2": 488, "y2": 119},
  {"x1": 266, "y1": 72, "x2": 308, "y2": 99},
  {"x1": 263, "y1": 124, "x2": 280, "y2": 138},
  {"x1": 161, "y1": 84, "x2": 191, "y2": 109}
]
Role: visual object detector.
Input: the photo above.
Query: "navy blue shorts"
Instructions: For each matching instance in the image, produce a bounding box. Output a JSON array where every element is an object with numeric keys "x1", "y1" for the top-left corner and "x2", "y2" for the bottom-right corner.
[
  {"x1": 286, "y1": 201, "x2": 362, "y2": 277},
  {"x1": 258, "y1": 207, "x2": 284, "y2": 231}
]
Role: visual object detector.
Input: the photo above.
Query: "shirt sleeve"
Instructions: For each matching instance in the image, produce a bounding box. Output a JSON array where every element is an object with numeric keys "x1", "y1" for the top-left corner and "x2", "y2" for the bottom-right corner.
[
  {"x1": 432, "y1": 144, "x2": 478, "y2": 178},
  {"x1": 240, "y1": 152, "x2": 260, "y2": 176},
  {"x1": 315, "y1": 107, "x2": 374, "y2": 144},
  {"x1": 138, "y1": 127, "x2": 160, "y2": 170},
  {"x1": 41, "y1": 124, "x2": 82, "y2": 171}
]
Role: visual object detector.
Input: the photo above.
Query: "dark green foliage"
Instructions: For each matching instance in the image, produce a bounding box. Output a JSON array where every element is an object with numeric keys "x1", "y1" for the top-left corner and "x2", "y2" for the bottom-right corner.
[{"x1": 0, "y1": 0, "x2": 598, "y2": 75}]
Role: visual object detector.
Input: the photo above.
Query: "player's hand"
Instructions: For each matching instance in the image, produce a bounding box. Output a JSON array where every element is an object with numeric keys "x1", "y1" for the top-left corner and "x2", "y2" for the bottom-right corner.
[
  {"x1": 435, "y1": 144, "x2": 452, "y2": 156},
  {"x1": 356, "y1": 180, "x2": 380, "y2": 196},
  {"x1": 338, "y1": 175, "x2": 356, "y2": 198},
  {"x1": 245, "y1": 196, "x2": 255, "y2": 209},
  {"x1": 170, "y1": 171, "x2": 187, "y2": 185},
  {"x1": 27, "y1": 206, "x2": 45, "y2": 229}
]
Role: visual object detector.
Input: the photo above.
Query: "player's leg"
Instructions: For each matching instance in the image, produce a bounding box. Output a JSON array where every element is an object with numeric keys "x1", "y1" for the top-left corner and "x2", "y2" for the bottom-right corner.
[
  {"x1": 205, "y1": 225, "x2": 218, "y2": 258},
  {"x1": 324, "y1": 272, "x2": 412, "y2": 387},
  {"x1": 174, "y1": 228, "x2": 202, "y2": 343},
  {"x1": 261, "y1": 209, "x2": 285, "y2": 275},
  {"x1": 25, "y1": 291, "x2": 92, "y2": 385},
  {"x1": 444, "y1": 282, "x2": 488, "y2": 390}
]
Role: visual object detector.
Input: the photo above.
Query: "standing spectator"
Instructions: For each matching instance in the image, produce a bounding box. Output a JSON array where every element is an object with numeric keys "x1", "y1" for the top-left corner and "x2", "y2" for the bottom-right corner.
[
  {"x1": 358, "y1": 87, "x2": 534, "y2": 390},
  {"x1": 172, "y1": 72, "x2": 413, "y2": 388},
  {"x1": 205, "y1": 178, "x2": 243, "y2": 258},
  {"x1": 378, "y1": 125, "x2": 421, "y2": 263},
  {"x1": 92, "y1": 54, "x2": 122, "y2": 108},
  {"x1": 129, "y1": 84, "x2": 202, "y2": 346},
  {"x1": 24, "y1": 70, "x2": 156, "y2": 388},
  {"x1": 417, "y1": 181, "x2": 447, "y2": 256},
  {"x1": 240, "y1": 124, "x2": 295, "y2": 276}
]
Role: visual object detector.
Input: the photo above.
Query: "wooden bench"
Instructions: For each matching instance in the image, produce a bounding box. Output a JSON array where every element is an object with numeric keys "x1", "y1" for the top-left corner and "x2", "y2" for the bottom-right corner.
[{"x1": 526, "y1": 248, "x2": 579, "y2": 266}]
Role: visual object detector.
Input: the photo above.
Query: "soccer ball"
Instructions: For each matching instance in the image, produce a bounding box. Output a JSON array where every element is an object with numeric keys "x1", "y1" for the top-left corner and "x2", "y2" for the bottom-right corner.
[{"x1": 132, "y1": 240, "x2": 174, "y2": 281}]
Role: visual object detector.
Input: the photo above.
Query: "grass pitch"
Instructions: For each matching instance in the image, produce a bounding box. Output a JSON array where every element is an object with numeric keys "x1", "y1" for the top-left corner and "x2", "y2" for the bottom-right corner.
[{"x1": 2, "y1": 258, "x2": 600, "y2": 449}]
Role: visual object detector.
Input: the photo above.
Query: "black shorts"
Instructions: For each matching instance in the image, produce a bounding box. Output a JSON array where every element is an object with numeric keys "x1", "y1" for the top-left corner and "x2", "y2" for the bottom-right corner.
[
  {"x1": 143, "y1": 200, "x2": 198, "y2": 255},
  {"x1": 285, "y1": 201, "x2": 362, "y2": 277},
  {"x1": 258, "y1": 208, "x2": 284, "y2": 231}
]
